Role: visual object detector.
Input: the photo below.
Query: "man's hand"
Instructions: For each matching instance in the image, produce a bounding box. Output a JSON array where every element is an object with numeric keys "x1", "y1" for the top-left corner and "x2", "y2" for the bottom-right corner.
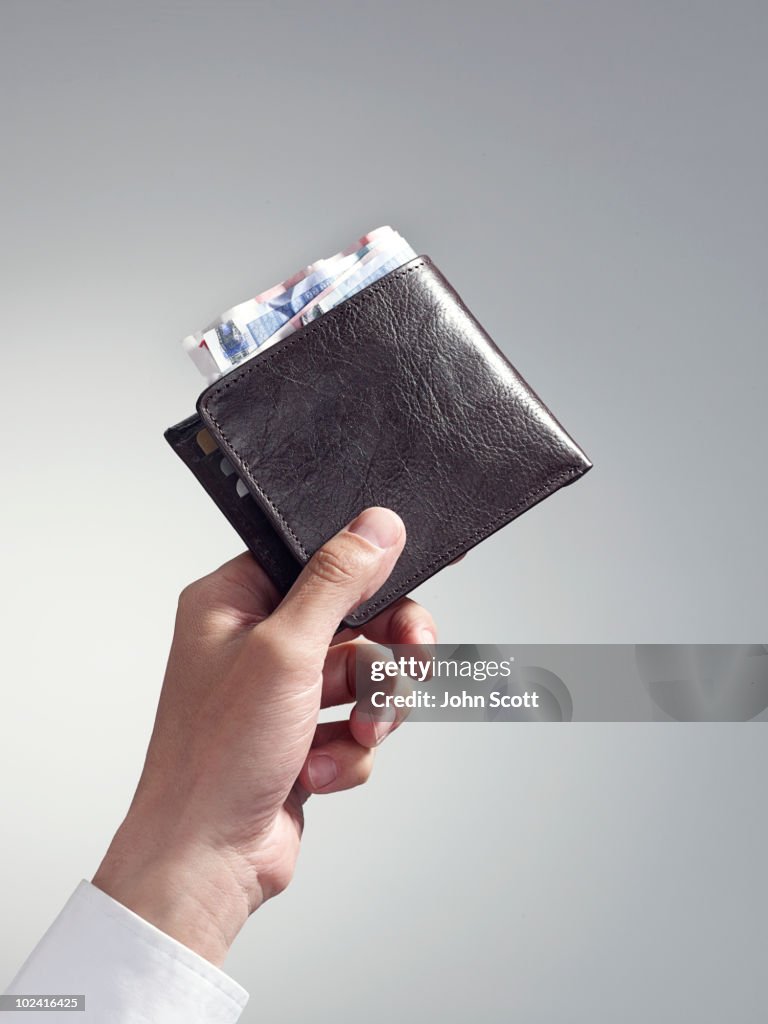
[{"x1": 92, "y1": 507, "x2": 435, "y2": 966}]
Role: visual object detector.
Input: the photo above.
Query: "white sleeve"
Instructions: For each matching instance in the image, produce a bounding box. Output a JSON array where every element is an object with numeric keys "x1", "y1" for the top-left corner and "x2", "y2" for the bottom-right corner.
[{"x1": 2, "y1": 880, "x2": 249, "y2": 1023}]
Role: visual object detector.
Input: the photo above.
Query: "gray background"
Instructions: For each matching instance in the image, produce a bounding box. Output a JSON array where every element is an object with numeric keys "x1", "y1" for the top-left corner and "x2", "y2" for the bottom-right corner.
[{"x1": 1, "y1": 1, "x2": 766, "y2": 1020}]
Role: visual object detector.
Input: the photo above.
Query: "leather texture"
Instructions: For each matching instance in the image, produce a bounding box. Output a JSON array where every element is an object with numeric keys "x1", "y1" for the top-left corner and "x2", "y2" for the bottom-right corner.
[{"x1": 172, "y1": 254, "x2": 592, "y2": 628}]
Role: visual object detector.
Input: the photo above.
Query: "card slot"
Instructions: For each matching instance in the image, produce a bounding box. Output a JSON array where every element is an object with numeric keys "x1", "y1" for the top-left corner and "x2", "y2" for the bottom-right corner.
[{"x1": 164, "y1": 413, "x2": 302, "y2": 594}]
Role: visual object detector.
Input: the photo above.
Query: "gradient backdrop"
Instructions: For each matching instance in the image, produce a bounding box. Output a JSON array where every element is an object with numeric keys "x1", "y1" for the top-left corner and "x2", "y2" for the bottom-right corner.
[{"x1": 2, "y1": 2, "x2": 767, "y2": 1021}]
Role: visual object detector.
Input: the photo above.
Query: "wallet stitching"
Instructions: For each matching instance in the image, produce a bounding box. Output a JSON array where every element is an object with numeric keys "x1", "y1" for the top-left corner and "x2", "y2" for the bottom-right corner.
[
  {"x1": 206, "y1": 426, "x2": 308, "y2": 555},
  {"x1": 201, "y1": 259, "x2": 428, "y2": 557},
  {"x1": 345, "y1": 464, "x2": 583, "y2": 624}
]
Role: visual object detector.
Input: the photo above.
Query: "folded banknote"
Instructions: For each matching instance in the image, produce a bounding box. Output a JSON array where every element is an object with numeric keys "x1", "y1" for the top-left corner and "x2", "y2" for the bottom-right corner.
[{"x1": 183, "y1": 225, "x2": 416, "y2": 382}]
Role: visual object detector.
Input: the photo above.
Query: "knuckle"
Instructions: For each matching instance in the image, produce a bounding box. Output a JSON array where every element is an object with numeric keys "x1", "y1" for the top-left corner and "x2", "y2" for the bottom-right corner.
[
  {"x1": 177, "y1": 579, "x2": 205, "y2": 613},
  {"x1": 177, "y1": 574, "x2": 221, "y2": 617},
  {"x1": 246, "y1": 620, "x2": 290, "y2": 667},
  {"x1": 309, "y1": 539, "x2": 367, "y2": 587}
]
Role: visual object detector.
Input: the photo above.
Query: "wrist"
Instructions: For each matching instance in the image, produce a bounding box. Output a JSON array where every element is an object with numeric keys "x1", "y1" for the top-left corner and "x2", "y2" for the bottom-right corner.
[{"x1": 92, "y1": 814, "x2": 253, "y2": 967}]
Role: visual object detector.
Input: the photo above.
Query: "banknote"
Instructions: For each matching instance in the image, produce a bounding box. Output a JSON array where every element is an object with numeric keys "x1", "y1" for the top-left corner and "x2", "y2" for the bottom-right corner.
[
  {"x1": 259, "y1": 238, "x2": 418, "y2": 349},
  {"x1": 208, "y1": 225, "x2": 394, "y2": 322},
  {"x1": 198, "y1": 234, "x2": 382, "y2": 337},
  {"x1": 301, "y1": 241, "x2": 418, "y2": 324},
  {"x1": 183, "y1": 226, "x2": 416, "y2": 381},
  {"x1": 230, "y1": 244, "x2": 378, "y2": 349}
]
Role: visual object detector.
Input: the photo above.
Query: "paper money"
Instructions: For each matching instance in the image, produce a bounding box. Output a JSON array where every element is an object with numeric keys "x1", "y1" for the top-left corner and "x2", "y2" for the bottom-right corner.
[
  {"x1": 183, "y1": 226, "x2": 416, "y2": 381},
  {"x1": 301, "y1": 240, "x2": 418, "y2": 324}
]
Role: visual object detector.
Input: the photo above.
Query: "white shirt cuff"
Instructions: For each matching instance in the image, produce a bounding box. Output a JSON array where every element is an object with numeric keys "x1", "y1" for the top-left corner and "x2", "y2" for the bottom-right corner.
[{"x1": 3, "y1": 880, "x2": 248, "y2": 1023}]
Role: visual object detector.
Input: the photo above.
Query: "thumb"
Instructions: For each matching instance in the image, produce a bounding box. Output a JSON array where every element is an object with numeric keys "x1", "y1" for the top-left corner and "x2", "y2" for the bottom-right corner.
[{"x1": 269, "y1": 507, "x2": 406, "y2": 649}]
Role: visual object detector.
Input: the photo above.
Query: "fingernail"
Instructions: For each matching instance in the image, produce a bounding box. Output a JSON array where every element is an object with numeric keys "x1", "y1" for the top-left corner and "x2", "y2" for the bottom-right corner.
[
  {"x1": 308, "y1": 754, "x2": 337, "y2": 789},
  {"x1": 348, "y1": 507, "x2": 403, "y2": 549},
  {"x1": 416, "y1": 628, "x2": 436, "y2": 669},
  {"x1": 374, "y1": 718, "x2": 394, "y2": 744},
  {"x1": 372, "y1": 706, "x2": 397, "y2": 745}
]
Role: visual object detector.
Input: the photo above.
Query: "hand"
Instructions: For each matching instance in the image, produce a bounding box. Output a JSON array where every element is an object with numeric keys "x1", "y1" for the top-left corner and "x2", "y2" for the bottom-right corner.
[{"x1": 92, "y1": 507, "x2": 436, "y2": 966}]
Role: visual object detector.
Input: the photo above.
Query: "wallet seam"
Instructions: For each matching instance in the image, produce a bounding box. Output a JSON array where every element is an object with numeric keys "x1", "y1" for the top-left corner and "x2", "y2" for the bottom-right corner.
[
  {"x1": 200, "y1": 258, "x2": 429, "y2": 559},
  {"x1": 344, "y1": 464, "x2": 583, "y2": 625}
]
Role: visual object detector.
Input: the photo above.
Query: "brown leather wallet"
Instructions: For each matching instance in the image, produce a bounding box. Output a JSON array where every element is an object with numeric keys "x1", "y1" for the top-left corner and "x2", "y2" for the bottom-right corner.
[{"x1": 165, "y1": 255, "x2": 592, "y2": 628}]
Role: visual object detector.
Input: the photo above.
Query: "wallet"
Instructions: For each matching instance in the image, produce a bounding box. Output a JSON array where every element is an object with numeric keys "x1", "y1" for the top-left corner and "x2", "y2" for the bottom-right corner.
[{"x1": 165, "y1": 255, "x2": 592, "y2": 629}]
